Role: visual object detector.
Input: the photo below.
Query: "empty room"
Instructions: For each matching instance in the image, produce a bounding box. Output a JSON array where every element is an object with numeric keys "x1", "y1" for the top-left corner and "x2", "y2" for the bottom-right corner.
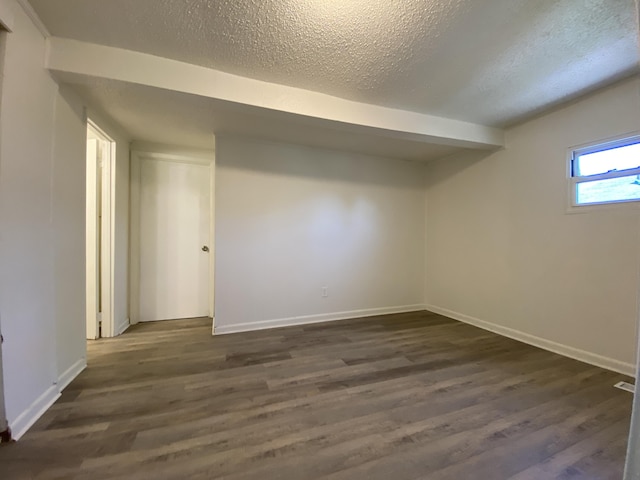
[{"x1": 1, "y1": 0, "x2": 640, "y2": 479}]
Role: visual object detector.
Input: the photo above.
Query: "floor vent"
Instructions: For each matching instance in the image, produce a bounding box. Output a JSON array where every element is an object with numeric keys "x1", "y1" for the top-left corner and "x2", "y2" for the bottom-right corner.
[{"x1": 614, "y1": 381, "x2": 635, "y2": 393}]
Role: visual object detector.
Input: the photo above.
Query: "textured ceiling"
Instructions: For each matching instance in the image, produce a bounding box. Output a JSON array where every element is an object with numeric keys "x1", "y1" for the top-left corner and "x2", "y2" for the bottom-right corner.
[
  {"x1": 59, "y1": 74, "x2": 461, "y2": 161},
  {"x1": 30, "y1": 0, "x2": 640, "y2": 127}
]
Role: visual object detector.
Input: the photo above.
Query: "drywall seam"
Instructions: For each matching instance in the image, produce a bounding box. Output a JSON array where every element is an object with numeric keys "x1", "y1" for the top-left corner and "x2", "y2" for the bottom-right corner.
[
  {"x1": 426, "y1": 304, "x2": 636, "y2": 377},
  {"x1": 214, "y1": 305, "x2": 427, "y2": 335},
  {"x1": 56, "y1": 358, "x2": 86, "y2": 392},
  {"x1": 10, "y1": 385, "x2": 59, "y2": 440}
]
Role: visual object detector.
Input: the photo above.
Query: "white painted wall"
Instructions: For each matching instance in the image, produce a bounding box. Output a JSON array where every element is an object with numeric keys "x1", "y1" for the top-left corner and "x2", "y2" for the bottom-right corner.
[
  {"x1": 425, "y1": 77, "x2": 640, "y2": 375},
  {"x1": 0, "y1": 8, "x2": 8, "y2": 436},
  {"x1": 0, "y1": 1, "x2": 60, "y2": 435},
  {"x1": 0, "y1": 1, "x2": 61, "y2": 437},
  {"x1": 113, "y1": 127, "x2": 130, "y2": 335},
  {"x1": 52, "y1": 85, "x2": 87, "y2": 388},
  {"x1": 214, "y1": 137, "x2": 426, "y2": 333},
  {"x1": 131, "y1": 141, "x2": 215, "y2": 162},
  {"x1": 0, "y1": 1, "x2": 102, "y2": 438}
]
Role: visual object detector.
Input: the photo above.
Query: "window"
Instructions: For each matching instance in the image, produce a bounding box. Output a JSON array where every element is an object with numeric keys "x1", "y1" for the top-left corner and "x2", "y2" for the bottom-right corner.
[{"x1": 570, "y1": 134, "x2": 640, "y2": 206}]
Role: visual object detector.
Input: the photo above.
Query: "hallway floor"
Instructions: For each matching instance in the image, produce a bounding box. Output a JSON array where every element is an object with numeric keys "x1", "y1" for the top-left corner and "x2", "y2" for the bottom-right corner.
[{"x1": 0, "y1": 312, "x2": 633, "y2": 479}]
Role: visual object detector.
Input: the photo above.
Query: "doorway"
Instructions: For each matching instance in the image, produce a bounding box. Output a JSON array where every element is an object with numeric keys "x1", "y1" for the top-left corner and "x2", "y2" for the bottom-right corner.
[
  {"x1": 86, "y1": 121, "x2": 115, "y2": 339},
  {"x1": 130, "y1": 152, "x2": 213, "y2": 323}
]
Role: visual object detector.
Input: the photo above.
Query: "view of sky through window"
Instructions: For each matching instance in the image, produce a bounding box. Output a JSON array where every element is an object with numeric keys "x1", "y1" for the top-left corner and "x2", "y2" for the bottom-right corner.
[
  {"x1": 574, "y1": 139, "x2": 640, "y2": 205},
  {"x1": 576, "y1": 142, "x2": 640, "y2": 176}
]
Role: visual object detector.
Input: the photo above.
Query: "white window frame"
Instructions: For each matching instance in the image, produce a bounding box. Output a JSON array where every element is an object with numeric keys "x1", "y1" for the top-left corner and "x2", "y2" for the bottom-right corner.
[{"x1": 568, "y1": 132, "x2": 640, "y2": 211}]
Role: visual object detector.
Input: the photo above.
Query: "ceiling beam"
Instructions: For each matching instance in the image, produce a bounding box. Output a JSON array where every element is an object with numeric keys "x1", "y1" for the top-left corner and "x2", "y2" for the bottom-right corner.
[{"x1": 46, "y1": 37, "x2": 505, "y2": 150}]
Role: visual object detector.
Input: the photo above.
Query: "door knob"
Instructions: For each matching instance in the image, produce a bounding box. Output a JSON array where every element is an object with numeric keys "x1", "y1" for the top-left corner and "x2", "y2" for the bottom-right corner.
[{"x1": 202, "y1": 245, "x2": 209, "y2": 252}]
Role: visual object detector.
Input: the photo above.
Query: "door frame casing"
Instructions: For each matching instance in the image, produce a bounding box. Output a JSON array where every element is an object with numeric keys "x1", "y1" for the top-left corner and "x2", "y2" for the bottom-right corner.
[
  {"x1": 0, "y1": 19, "x2": 10, "y2": 439},
  {"x1": 85, "y1": 137, "x2": 100, "y2": 340},
  {"x1": 129, "y1": 149, "x2": 215, "y2": 327},
  {"x1": 86, "y1": 119, "x2": 116, "y2": 338}
]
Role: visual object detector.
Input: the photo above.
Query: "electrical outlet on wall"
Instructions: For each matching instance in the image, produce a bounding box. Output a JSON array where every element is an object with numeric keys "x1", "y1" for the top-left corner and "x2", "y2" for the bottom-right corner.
[{"x1": 321, "y1": 286, "x2": 328, "y2": 298}]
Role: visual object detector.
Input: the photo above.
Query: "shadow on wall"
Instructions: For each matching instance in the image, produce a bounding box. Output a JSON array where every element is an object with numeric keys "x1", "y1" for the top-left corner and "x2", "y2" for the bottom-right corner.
[
  {"x1": 215, "y1": 135, "x2": 429, "y2": 190},
  {"x1": 424, "y1": 149, "x2": 498, "y2": 189}
]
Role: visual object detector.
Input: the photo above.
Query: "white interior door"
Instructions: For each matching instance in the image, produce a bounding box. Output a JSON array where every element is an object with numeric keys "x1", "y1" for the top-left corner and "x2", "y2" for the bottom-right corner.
[{"x1": 139, "y1": 159, "x2": 210, "y2": 321}]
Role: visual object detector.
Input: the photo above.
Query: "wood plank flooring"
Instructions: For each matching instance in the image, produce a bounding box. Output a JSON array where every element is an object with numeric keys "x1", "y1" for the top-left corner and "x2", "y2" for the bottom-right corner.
[{"x1": 0, "y1": 311, "x2": 633, "y2": 479}]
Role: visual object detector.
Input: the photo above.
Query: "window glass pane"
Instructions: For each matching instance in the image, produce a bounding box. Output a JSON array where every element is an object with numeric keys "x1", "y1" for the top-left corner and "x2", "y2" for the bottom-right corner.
[
  {"x1": 576, "y1": 174, "x2": 640, "y2": 204},
  {"x1": 576, "y1": 142, "x2": 640, "y2": 176}
]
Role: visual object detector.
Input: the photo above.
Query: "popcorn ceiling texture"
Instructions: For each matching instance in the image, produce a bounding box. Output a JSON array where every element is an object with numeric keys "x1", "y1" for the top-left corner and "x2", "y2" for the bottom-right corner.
[{"x1": 31, "y1": 0, "x2": 639, "y2": 126}]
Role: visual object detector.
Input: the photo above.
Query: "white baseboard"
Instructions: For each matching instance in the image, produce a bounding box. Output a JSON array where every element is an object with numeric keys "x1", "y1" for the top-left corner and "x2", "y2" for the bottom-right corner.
[
  {"x1": 426, "y1": 304, "x2": 636, "y2": 377},
  {"x1": 116, "y1": 318, "x2": 130, "y2": 336},
  {"x1": 10, "y1": 385, "x2": 60, "y2": 441},
  {"x1": 11, "y1": 357, "x2": 87, "y2": 441},
  {"x1": 57, "y1": 358, "x2": 87, "y2": 392},
  {"x1": 214, "y1": 304, "x2": 427, "y2": 335}
]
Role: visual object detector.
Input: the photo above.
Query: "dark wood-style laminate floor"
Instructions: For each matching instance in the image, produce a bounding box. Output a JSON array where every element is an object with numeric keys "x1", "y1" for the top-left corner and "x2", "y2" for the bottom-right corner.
[{"x1": 0, "y1": 312, "x2": 633, "y2": 479}]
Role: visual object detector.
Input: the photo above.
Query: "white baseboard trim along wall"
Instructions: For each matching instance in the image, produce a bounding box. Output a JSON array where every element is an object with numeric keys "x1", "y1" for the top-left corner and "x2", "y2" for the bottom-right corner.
[
  {"x1": 57, "y1": 358, "x2": 87, "y2": 392},
  {"x1": 425, "y1": 305, "x2": 636, "y2": 377},
  {"x1": 10, "y1": 358, "x2": 87, "y2": 441},
  {"x1": 10, "y1": 386, "x2": 60, "y2": 441},
  {"x1": 214, "y1": 304, "x2": 427, "y2": 335},
  {"x1": 116, "y1": 318, "x2": 130, "y2": 337}
]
